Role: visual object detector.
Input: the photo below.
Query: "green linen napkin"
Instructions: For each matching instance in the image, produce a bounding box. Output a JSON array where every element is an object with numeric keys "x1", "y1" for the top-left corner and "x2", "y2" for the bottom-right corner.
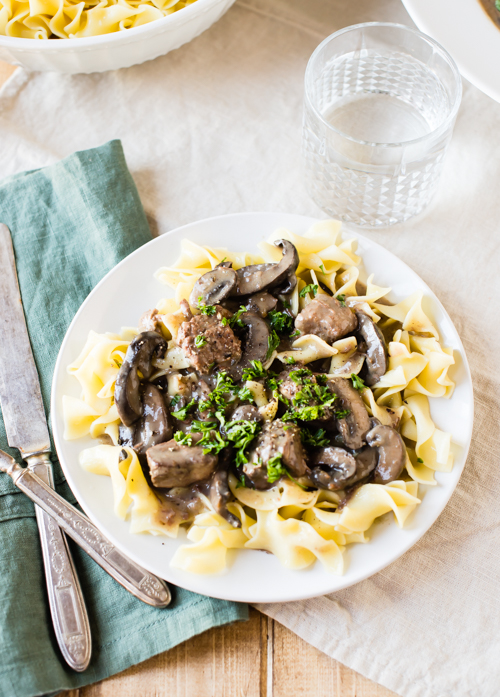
[{"x1": 0, "y1": 140, "x2": 248, "y2": 697}]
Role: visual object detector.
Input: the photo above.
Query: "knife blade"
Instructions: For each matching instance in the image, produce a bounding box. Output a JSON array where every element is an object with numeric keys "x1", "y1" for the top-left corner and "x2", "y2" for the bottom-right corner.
[{"x1": 0, "y1": 223, "x2": 92, "y2": 672}]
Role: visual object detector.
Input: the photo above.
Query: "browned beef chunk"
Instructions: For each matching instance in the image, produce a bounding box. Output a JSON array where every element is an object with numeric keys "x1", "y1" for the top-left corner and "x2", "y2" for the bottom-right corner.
[
  {"x1": 177, "y1": 306, "x2": 241, "y2": 374},
  {"x1": 243, "y1": 419, "x2": 308, "y2": 489},
  {"x1": 295, "y1": 296, "x2": 357, "y2": 343},
  {"x1": 147, "y1": 433, "x2": 218, "y2": 488},
  {"x1": 138, "y1": 308, "x2": 161, "y2": 333}
]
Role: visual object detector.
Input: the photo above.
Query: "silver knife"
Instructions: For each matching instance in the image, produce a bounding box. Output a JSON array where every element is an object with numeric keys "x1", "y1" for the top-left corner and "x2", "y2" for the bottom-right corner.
[
  {"x1": 0, "y1": 224, "x2": 172, "y2": 668},
  {"x1": 0, "y1": 449, "x2": 172, "y2": 608},
  {"x1": 0, "y1": 223, "x2": 92, "y2": 671}
]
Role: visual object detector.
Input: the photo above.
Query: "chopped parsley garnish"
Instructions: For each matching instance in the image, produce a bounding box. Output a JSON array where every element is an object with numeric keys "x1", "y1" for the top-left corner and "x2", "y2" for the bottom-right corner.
[
  {"x1": 172, "y1": 398, "x2": 196, "y2": 421},
  {"x1": 417, "y1": 457, "x2": 424, "y2": 464},
  {"x1": 334, "y1": 408, "x2": 351, "y2": 419},
  {"x1": 268, "y1": 310, "x2": 294, "y2": 335},
  {"x1": 229, "y1": 306, "x2": 247, "y2": 328},
  {"x1": 284, "y1": 356, "x2": 296, "y2": 365},
  {"x1": 351, "y1": 373, "x2": 365, "y2": 391},
  {"x1": 280, "y1": 368, "x2": 339, "y2": 423},
  {"x1": 267, "y1": 455, "x2": 286, "y2": 484},
  {"x1": 235, "y1": 474, "x2": 246, "y2": 489},
  {"x1": 336, "y1": 294, "x2": 346, "y2": 306},
  {"x1": 221, "y1": 307, "x2": 247, "y2": 328},
  {"x1": 198, "y1": 371, "x2": 240, "y2": 413},
  {"x1": 174, "y1": 431, "x2": 193, "y2": 446},
  {"x1": 197, "y1": 296, "x2": 216, "y2": 316},
  {"x1": 170, "y1": 394, "x2": 181, "y2": 408},
  {"x1": 242, "y1": 360, "x2": 266, "y2": 382},
  {"x1": 266, "y1": 374, "x2": 282, "y2": 394},
  {"x1": 290, "y1": 329, "x2": 301, "y2": 339},
  {"x1": 267, "y1": 330, "x2": 280, "y2": 359},
  {"x1": 289, "y1": 367, "x2": 312, "y2": 384},
  {"x1": 198, "y1": 429, "x2": 227, "y2": 455},
  {"x1": 299, "y1": 284, "x2": 318, "y2": 298},
  {"x1": 319, "y1": 264, "x2": 325, "y2": 274},
  {"x1": 266, "y1": 454, "x2": 306, "y2": 489},
  {"x1": 195, "y1": 335, "x2": 207, "y2": 348},
  {"x1": 225, "y1": 419, "x2": 261, "y2": 467},
  {"x1": 301, "y1": 427, "x2": 330, "y2": 448}
]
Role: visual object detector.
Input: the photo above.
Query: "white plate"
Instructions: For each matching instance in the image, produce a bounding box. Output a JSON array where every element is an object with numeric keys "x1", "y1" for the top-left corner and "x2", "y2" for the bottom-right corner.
[
  {"x1": 402, "y1": 0, "x2": 500, "y2": 103},
  {"x1": 51, "y1": 212, "x2": 473, "y2": 604}
]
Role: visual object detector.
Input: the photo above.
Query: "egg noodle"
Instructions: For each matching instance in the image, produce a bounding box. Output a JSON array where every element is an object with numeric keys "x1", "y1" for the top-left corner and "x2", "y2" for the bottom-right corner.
[
  {"x1": 0, "y1": 0, "x2": 197, "y2": 40},
  {"x1": 63, "y1": 220, "x2": 456, "y2": 575}
]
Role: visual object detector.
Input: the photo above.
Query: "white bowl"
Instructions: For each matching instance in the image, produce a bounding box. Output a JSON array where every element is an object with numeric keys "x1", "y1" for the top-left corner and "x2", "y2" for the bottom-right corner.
[{"x1": 0, "y1": 0, "x2": 236, "y2": 74}]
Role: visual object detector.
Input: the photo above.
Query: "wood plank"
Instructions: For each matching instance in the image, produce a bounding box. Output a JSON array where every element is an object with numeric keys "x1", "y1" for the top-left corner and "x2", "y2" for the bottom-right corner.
[
  {"x1": 0, "y1": 61, "x2": 16, "y2": 85},
  {"x1": 272, "y1": 619, "x2": 397, "y2": 697},
  {"x1": 57, "y1": 611, "x2": 396, "y2": 697},
  {"x1": 77, "y1": 607, "x2": 263, "y2": 697}
]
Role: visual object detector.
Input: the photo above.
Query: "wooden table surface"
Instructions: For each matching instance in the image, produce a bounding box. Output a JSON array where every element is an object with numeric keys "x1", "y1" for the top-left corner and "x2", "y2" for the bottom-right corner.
[{"x1": 0, "y1": 59, "x2": 396, "y2": 697}]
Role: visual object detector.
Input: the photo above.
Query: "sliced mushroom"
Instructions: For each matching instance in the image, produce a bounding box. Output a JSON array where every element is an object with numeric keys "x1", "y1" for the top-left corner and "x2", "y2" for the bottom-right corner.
[
  {"x1": 133, "y1": 383, "x2": 173, "y2": 455},
  {"x1": 189, "y1": 265, "x2": 237, "y2": 308},
  {"x1": 356, "y1": 312, "x2": 387, "y2": 386},
  {"x1": 115, "y1": 331, "x2": 168, "y2": 427},
  {"x1": 234, "y1": 240, "x2": 299, "y2": 296},
  {"x1": 366, "y1": 424, "x2": 406, "y2": 484},
  {"x1": 309, "y1": 447, "x2": 356, "y2": 490},
  {"x1": 344, "y1": 446, "x2": 378, "y2": 488},
  {"x1": 245, "y1": 292, "x2": 278, "y2": 317},
  {"x1": 147, "y1": 432, "x2": 218, "y2": 488},
  {"x1": 118, "y1": 424, "x2": 135, "y2": 448},
  {"x1": 327, "y1": 377, "x2": 371, "y2": 450},
  {"x1": 229, "y1": 311, "x2": 270, "y2": 380},
  {"x1": 210, "y1": 470, "x2": 241, "y2": 528}
]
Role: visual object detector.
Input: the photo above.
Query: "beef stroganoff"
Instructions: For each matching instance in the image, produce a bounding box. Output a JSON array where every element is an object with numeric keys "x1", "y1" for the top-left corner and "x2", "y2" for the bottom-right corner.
[{"x1": 62, "y1": 220, "x2": 455, "y2": 575}]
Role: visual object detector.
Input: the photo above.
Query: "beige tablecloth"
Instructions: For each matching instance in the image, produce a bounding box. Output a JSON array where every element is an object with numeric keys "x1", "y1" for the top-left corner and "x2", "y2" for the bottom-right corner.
[{"x1": 1, "y1": 2, "x2": 499, "y2": 696}]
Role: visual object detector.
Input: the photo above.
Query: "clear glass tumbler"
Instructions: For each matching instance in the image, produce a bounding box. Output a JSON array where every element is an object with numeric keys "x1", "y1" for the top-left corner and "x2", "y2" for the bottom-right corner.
[{"x1": 303, "y1": 23, "x2": 462, "y2": 227}]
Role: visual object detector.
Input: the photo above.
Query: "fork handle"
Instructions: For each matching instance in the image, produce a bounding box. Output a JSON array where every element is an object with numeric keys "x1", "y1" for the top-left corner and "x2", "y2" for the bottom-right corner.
[
  {"x1": 28, "y1": 454, "x2": 92, "y2": 672},
  {"x1": 0, "y1": 452, "x2": 171, "y2": 608}
]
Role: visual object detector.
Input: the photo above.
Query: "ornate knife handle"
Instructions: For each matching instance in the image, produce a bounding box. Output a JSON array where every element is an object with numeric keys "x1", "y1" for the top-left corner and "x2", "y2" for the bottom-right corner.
[
  {"x1": 0, "y1": 452, "x2": 171, "y2": 609},
  {"x1": 27, "y1": 453, "x2": 92, "y2": 672}
]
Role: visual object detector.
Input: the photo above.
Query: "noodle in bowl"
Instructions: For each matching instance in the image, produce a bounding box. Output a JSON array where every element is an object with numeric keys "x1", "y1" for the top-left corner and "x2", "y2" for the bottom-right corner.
[{"x1": 0, "y1": 0, "x2": 236, "y2": 73}]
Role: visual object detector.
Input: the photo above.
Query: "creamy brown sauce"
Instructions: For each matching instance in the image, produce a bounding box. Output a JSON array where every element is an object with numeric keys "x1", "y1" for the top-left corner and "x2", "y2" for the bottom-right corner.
[
  {"x1": 479, "y1": 0, "x2": 500, "y2": 27},
  {"x1": 155, "y1": 479, "x2": 211, "y2": 526}
]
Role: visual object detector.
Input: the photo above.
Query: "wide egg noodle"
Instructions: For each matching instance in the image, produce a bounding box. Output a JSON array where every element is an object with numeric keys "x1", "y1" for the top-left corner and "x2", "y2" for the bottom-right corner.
[
  {"x1": 373, "y1": 337, "x2": 429, "y2": 399},
  {"x1": 277, "y1": 333, "x2": 338, "y2": 365},
  {"x1": 170, "y1": 506, "x2": 252, "y2": 575},
  {"x1": 244, "y1": 508, "x2": 345, "y2": 574},
  {"x1": 335, "y1": 481, "x2": 420, "y2": 532},
  {"x1": 402, "y1": 393, "x2": 453, "y2": 475},
  {"x1": 63, "y1": 330, "x2": 130, "y2": 440},
  {"x1": 0, "y1": 0, "x2": 197, "y2": 38}
]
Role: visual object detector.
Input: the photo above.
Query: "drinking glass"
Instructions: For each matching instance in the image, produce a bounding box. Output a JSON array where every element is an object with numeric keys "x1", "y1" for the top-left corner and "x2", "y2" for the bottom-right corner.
[{"x1": 302, "y1": 23, "x2": 462, "y2": 227}]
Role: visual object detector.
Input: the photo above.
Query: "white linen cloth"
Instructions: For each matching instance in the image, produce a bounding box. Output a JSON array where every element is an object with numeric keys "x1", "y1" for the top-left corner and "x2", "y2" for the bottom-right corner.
[{"x1": 1, "y1": 2, "x2": 499, "y2": 696}]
